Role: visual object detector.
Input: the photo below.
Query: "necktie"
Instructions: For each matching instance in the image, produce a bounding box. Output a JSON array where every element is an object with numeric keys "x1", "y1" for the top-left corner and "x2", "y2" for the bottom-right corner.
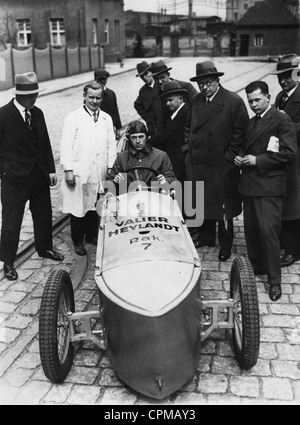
[
  {"x1": 205, "y1": 98, "x2": 210, "y2": 107},
  {"x1": 279, "y1": 92, "x2": 289, "y2": 110},
  {"x1": 93, "y1": 111, "x2": 98, "y2": 123},
  {"x1": 253, "y1": 114, "x2": 261, "y2": 128},
  {"x1": 25, "y1": 109, "x2": 32, "y2": 130}
]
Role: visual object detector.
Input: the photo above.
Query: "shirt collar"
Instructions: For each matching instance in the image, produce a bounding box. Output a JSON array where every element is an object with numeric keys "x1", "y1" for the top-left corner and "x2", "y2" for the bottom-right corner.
[
  {"x1": 286, "y1": 84, "x2": 298, "y2": 97},
  {"x1": 171, "y1": 102, "x2": 185, "y2": 120},
  {"x1": 84, "y1": 105, "x2": 100, "y2": 117},
  {"x1": 260, "y1": 105, "x2": 272, "y2": 118},
  {"x1": 14, "y1": 98, "x2": 27, "y2": 114},
  {"x1": 206, "y1": 86, "x2": 220, "y2": 103}
]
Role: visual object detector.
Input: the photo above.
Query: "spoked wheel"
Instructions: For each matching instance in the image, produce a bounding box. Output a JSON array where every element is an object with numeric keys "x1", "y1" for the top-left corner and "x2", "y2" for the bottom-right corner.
[
  {"x1": 39, "y1": 269, "x2": 75, "y2": 383},
  {"x1": 230, "y1": 257, "x2": 260, "y2": 370}
]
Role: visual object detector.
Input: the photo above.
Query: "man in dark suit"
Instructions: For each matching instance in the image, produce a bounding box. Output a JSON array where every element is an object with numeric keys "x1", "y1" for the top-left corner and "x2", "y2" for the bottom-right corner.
[
  {"x1": 133, "y1": 61, "x2": 159, "y2": 139},
  {"x1": 272, "y1": 54, "x2": 300, "y2": 268},
  {"x1": 184, "y1": 60, "x2": 249, "y2": 262},
  {"x1": 158, "y1": 80, "x2": 189, "y2": 185},
  {"x1": 234, "y1": 81, "x2": 296, "y2": 301},
  {"x1": 94, "y1": 68, "x2": 122, "y2": 140},
  {"x1": 0, "y1": 72, "x2": 64, "y2": 280},
  {"x1": 150, "y1": 60, "x2": 198, "y2": 145}
]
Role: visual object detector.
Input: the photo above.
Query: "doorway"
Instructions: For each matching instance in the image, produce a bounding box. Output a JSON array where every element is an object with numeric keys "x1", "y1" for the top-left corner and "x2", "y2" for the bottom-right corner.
[{"x1": 240, "y1": 34, "x2": 250, "y2": 56}]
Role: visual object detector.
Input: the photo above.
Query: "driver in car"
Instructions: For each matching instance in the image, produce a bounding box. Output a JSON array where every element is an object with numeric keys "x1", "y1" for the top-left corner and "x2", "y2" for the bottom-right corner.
[{"x1": 108, "y1": 121, "x2": 176, "y2": 189}]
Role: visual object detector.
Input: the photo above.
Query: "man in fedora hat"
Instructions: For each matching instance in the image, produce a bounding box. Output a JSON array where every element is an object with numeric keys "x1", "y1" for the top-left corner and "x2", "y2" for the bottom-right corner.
[
  {"x1": 134, "y1": 61, "x2": 159, "y2": 138},
  {"x1": 0, "y1": 71, "x2": 64, "y2": 280},
  {"x1": 94, "y1": 68, "x2": 122, "y2": 140},
  {"x1": 272, "y1": 54, "x2": 300, "y2": 268},
  {"x1": 150, "y1": 60, "x2": 197, "y2": 144},
  {"x1": 184, "y1": 60, "x2": 249, "y2": 262},
  {"x1": 159, "y1": 80, "x2": 189, "y2": 185}
]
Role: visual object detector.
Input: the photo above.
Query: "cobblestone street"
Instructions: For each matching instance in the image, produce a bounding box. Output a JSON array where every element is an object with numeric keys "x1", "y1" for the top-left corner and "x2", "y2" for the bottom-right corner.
[{"x1": 0, "y1": 57, "x2": 299, "y2": 405}]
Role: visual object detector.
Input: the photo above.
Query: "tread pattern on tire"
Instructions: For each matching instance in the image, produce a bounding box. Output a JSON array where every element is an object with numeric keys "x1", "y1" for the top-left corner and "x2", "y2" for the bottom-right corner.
[
  {"x1": 230, "y1": 256, "x2": 260, "y2": 370},
  {"x1": 39, "y1": 269, "x2": 75, "y2": 383}
]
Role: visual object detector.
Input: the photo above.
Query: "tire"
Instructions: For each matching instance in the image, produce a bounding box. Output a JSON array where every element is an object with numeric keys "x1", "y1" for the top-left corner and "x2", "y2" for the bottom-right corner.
[
  {"x1": 39, "y1": 269, "x2": 75, "y2": 383},
  {"x1": 230, "y1": 256, "x2": 260, "y2": 370}
]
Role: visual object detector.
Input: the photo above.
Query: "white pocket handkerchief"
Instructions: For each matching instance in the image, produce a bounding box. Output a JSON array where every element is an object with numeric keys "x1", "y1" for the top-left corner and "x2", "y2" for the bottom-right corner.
[{"x1": 267, "y1": 136, "x2": 279, "y2": 153}]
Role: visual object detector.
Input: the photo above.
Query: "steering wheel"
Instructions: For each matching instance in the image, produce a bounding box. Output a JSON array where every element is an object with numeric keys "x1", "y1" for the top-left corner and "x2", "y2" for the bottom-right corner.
[{"x1": 124, "y1": 166, "x2": 160, "y2": 191}]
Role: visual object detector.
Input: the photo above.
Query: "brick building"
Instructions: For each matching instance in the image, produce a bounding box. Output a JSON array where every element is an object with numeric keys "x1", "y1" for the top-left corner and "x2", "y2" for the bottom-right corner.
[
  {"x1": 0, "y1": 0, "x2": 125, "y2": 62},
  {"x1": 235, "y1": 0, "x2": 300, "y2": 56}
]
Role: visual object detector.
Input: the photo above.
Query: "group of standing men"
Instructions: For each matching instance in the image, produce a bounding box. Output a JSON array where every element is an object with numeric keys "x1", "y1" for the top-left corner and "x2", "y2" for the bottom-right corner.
[
  {"x1": 0, "y1": 54, "x2": 299, "y2": 303},
  {"x1": 133, "y1": 55, "x2": 300, "y2": 302}
]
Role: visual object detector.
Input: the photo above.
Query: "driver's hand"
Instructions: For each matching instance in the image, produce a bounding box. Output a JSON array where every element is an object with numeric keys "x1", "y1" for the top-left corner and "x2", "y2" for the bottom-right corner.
[
  {"x1": 114, "y1": 173, "x2": 125, "y2": 184},
  {"x1": 157, "y1": 174, "x2": 167, "y2": 185}
]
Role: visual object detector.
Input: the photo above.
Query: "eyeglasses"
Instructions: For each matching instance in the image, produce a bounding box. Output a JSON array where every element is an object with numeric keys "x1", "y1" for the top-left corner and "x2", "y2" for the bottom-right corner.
[{"x1": 198, "y1": 79, "x2": 217, "y2": 88}]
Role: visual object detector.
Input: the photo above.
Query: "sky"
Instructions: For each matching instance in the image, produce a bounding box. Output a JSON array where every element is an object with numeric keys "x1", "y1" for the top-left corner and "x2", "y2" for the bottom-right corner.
[{"x1": 123, "y1": 0, "x2": 227, "y2": 19}]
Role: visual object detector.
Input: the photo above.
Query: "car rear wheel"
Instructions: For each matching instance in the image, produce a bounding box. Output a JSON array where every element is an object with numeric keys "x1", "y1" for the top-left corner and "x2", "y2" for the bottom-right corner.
[
  {"x1": 39, "y1": 269, "x2": 75, "y2": 383},
  {"x1": 230, "y1": 256, "x2": 260, "y2": 370}
]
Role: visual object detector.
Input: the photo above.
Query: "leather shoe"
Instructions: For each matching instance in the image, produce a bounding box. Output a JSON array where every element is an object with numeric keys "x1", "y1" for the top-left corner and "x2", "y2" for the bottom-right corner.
[
  {"x1": 218, "y1": 249, "x2": 231, "y2": 262},
  {"x1": 39, "y1": 249, "x2": 64, "y2": 261},
  {"x1": 74, "y1": 242, "x2": 86, "y2": 256},
  {"x1": 269, "y1": 284, "x2": 282, "y2": 302},
  {"x1": 194, "y1": 240, "x2": 215, "y2": 249},
  {"x1": 3, "y1": 263, "x2": 18, "y2": 281},
  {"x1": 280, "y1": 254, "x2": 300, "y2": 268},
  {"x1": 85, "y1": 237, "x2": 98, "y2": 246}
]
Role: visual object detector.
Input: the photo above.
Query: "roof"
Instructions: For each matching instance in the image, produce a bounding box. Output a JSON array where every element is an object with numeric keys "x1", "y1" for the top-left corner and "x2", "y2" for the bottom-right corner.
[{"x1": 237, "y1": 0, "x2": 299, "y2": 27}]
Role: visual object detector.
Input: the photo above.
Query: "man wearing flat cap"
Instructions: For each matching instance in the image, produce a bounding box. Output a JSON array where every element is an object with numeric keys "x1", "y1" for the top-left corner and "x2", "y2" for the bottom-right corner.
[
  {"x1": 134, "y1": 61, "x2": 159, "y2": 138},
  {"x1": 272, "y1": 54, "x2": 300, "y2": 268},
  {"x1": 184, "y1": 60, "x2": 249, "y2": 262},
  {"x1": 0, "y1": 72, "x2": 64, "y2": 280},
  {"x1": 94, "y1": 68, "x2": 122, "y2": 140},
  {"x1": 150, "y1": 60, "x2": 198, "y2": 144}
]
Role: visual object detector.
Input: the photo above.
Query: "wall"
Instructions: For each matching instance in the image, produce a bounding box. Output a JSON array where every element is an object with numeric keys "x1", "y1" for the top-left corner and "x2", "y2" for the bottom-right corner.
[{"x1": 0, "y1": 43, "x2": 104, "y2": 90}]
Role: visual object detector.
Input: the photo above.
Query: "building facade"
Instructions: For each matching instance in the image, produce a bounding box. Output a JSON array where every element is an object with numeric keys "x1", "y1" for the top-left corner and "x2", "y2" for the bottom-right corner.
[
  {"x1": 235, "y1": 0, "x2": 300, "y2": 56},
  {"x1": 0, "y1": 0, "x2": 125, "y2": 61}
]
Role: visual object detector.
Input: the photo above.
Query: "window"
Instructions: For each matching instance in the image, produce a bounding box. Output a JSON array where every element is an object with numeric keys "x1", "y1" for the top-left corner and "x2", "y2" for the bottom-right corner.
[
  {"x1": 254, "y1": 34, "x2": 263, "y2": 47},
  {"x1": 104, "y1": 19, "x2": 109, "y2": 44},
  {"x1": 114, "y1": 20, "x2": 120, "y2": 44},
  {"x1": 50, "y1": 18, "x2": 66, "y2": 46},
  {"x1": 234, "y1": 12, "x2": 238, "y2": 22},
  {"x1": 92, "y1": 19, "x2": 98, "y2": 45},
  {"x1": 244, "y1": 3, "x2": 248, "y2": 10},
  {"x1": 17, "y1": 19, "x2": 32, "y2": 46}
]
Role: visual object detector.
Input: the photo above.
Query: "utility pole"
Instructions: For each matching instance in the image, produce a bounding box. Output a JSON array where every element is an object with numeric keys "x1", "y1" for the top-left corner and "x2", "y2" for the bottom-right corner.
[{"x1": 188, "y1": 0, "x2": 193, "y2": 36}]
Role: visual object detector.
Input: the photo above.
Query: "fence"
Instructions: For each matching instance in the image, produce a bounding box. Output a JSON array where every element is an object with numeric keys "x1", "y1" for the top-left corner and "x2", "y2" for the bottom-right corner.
[{"x1": 0, "y1": 44, "x2": 105, "y2": 90}]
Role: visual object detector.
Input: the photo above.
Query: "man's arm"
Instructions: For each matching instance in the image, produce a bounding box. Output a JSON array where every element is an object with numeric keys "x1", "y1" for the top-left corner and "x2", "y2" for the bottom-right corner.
[{"x1": 225, "y1": 96, "x2": 249, "y2": 163}]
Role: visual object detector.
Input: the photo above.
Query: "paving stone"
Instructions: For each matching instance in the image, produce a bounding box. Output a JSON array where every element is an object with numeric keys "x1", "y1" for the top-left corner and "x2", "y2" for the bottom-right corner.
[
  {"x1": 15, "y1": 352, "x2": 41, "y2": 370},
  {"x1": 262, "y1": 377, "x2": 294, "y2": 401},
  {"x1": 292, "y1": 381, "x2": 300, "y2": 400},
  {"x1": 99, "y1": 368, "x2": 123, "y2": 387},
  {"x1": 229, "y1": 376, "x2": 260, "y2": 398},
  {"x1": 15, "y1": 380, "x2": 52, "y2": 404},
  {"x1": 44, "y1": 383, "x2": 73, "y2": 404},
  {"x1": 207, "y1": 394, "x2": 244, "y2": 405},
  {"x1": 1, "y1": 291, "x2": 27, "y2": 304},
  {"x1": 0, "y1": 327, "x2": 20, "y2": 344},
  {"x1": 259, "y1": 294, "x2": 290, "y2": 304},
  {"x1": 272, "y1": 361, "x2": 300, "y2": 380},
  {"x1": 290, "y1": 294, "x2": 300, "y2": 303},
  {"x1": 258, "y1": 343, "x2": 278, "y2": 360},
  {"x1": 244, "y1": 359, "x2": 272, "y2": 377},
  {"x1": 17, "y1": 270, "x2": 34, "y2": 281},
  {"x1": 197, "y1": 355, "x2": 211, "y2": 373},
  {"x1": 0, "y1": 314, "x2": 8, "y2": 325},
  {"x1": 0, "y1": 301, "x2": 18, "y2": 314},
  {"x1": 262, "y1": 315, "x2": 297, "y2": 329},
  {"x1": 0, "y1": 343, "x2": 7, "y2": 355},
  {"x1": 0, "y1": 384, "x2": 21, "y2": 405},
  {"x1": 219, "y1": 340, "x2": 234, "y2": 357},
  {"x1": 286, "y1": 327, "x2": 300, "y2": 344},
  {"x1": 2, "y1": 367, "x2": 34, "y2": 388},
  {"x1": 173, "y1": 392, "x2": 206, "y2": 404},
  {"x1": 9, "y1": 281, "x2": 36, "y2": 292},
  {"x1": 98, "y1": 387, "x2": 137, "y2": 405},
  {"x1": 198, "y1": 373, "x2": 228, "y2": 394},
  {"x1": 19, "y1": 299, "x2": 41, "y2": 316},
  {"x1": 201, "y1": 279, "x2": 223, "y2": 290},
  {"x1": 277, "y1": 344, "x2": 300, "y2": 361},
  {"x1": 73, "y1": 350, "x2": 101, "y2": 367},
  {"x1": 212, "y1": 357, "x2": 241, "y2": 376},
  {"x1": 269, "y1": 304, "x2": 299, "y2": 316},
  {"x1": 201, "y1": 340, "x2": 217, "y2": 354},
  {"x1": 64, "y1": 366, "x2": 100, "y2": 385},
  {"x1": 19, "y1": 260, "x2": 43, "y2": 270},
  {"x1": 260, "y1": 328, "x2": 285, "y2": 343},
  {"x1": 5, "y1": 315, "x2": 33, "y2": 330}
]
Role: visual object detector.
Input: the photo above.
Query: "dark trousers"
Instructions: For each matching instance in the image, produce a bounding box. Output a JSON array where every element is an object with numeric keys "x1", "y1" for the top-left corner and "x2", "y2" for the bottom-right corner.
[
  {"x1": 0, "y1": 166, "x2": 52, "y2": 264},
  {"x1": 197, "y1": 218, "x2": 234, "y2": 251},
  {"x1": 70, "y1": 211, "x2": 99, "y2": 243},
  {"x1": 279, "y1": 219, "x2": 300, "y2": 256},
  {"x1": 243, "y1": 196, "x2": 282, "y2": 286}
]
